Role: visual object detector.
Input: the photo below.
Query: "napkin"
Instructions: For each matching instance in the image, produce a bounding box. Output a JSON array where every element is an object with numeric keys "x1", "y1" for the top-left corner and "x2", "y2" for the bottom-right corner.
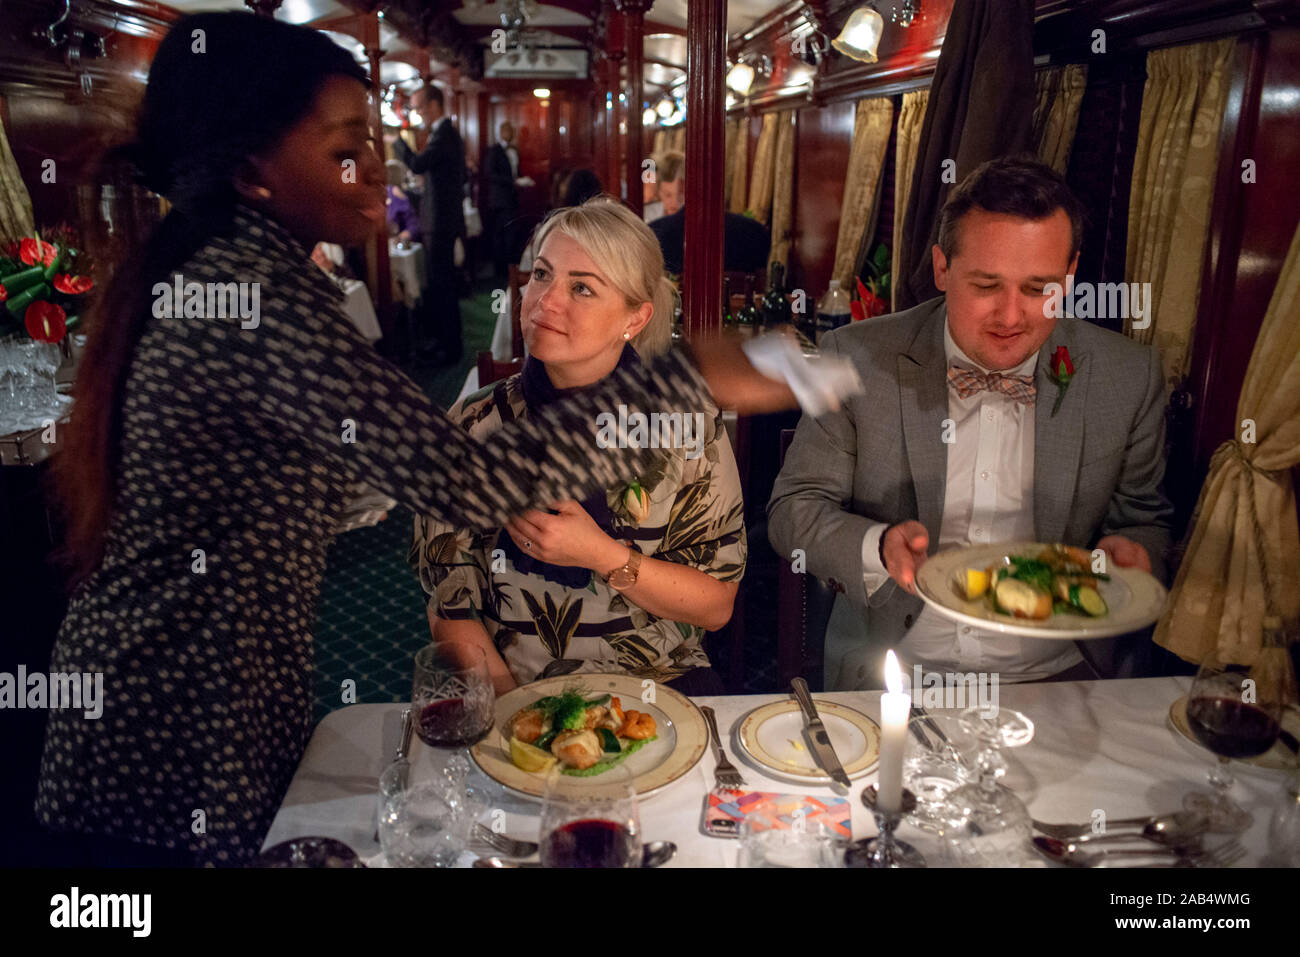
[{"x1": 742, "y1": 333, "x2": 863, "y2": 417}]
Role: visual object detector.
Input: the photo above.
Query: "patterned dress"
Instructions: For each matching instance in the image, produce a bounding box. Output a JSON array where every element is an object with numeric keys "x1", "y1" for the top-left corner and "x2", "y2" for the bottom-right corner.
[
  {"x1": 410, "y1": 358, "x2": 746, "y2": 685},
  {"x1": 34, "y1": 205, "x2": 715, "y2": 865}
]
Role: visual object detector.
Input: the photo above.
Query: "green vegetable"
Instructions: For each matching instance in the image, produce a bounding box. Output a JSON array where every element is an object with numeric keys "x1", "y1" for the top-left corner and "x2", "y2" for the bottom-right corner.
[
  {"x1": 1006, "y1": 557, "x2": 1054, "y2": 594},
  {"x1": 533, "y1": 729, "x2": 559, "y2": 751},
  {"x1": 584, "y1": 694, "x2": 611, "y2": 708},
  {"x1": 596, "y1": 727, "x2": 621, "y2": 752},
  {"x1": 561, "y1": 736, "x2": 655, "y2": 777},
  {"x1": 554, "y1": 695, "x2": 588, "y2": 731},
  {"x1": 1069, "y1": 585, "x2": 1107, "y2": 617}
]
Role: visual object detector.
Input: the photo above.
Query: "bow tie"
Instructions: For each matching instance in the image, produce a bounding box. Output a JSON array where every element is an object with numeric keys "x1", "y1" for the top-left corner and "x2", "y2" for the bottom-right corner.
[{"x1": 947, "y1": 365, "x2": 1037, "y2": 404}]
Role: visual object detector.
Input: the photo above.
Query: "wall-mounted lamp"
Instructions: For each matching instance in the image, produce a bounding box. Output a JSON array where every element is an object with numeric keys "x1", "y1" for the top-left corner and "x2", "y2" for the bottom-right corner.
[
  {"x1": 726, "y1": 53, "x2": 771, "y2": 96},
  {"x1": 655, "y1": 96, "x2": 675, "y2": 119},
  {"x1": 831, "y1": 5, "x2": 885, "y2": 63},
  {"x1": 642, "y1": 106, "x2": 657, "y2": 125},
  {"x1": 532, "y1": 87, "x2": 551, "y2": 98}
]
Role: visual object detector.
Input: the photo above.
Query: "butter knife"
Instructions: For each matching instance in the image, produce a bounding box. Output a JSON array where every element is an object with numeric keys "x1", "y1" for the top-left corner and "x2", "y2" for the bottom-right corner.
[{"x1": 790, "y1": 678, "x2": 851, "y2": 788}]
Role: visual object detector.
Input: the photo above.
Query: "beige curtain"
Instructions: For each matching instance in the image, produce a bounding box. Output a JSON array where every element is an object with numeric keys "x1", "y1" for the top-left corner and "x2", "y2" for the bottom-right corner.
[
  {"x1": 728, "y1": 118, "x2": 749, "y2": 215},
  {"x1": 746, "y1": 112, "x2": 779, "y2": 223},
  {"x1": 723, "y1": 117, "x2": 743, "y2": 211},
  {"x1": 1033, "y1": 64, "x2": 1088, "y2": 174},
  {"x1": 832, "y1": 97, "x2": 894, "y2": 287},
  {"x1": 1125, "y1": 37, "x2": 1235, "y2": 391},
  {"x1": 768, "y1": 111, "x2": 798, "y2": 270},
  {"x1": 652, "y1": 129, "x2": 667, "y2": 159},
  {"x1": 670, "y1": 126, "x2": 686, "y2": 155},
  {"x1": 1154, "y1": 220, "x2": 1300, "y2": 665},
  {"x1": 892, "y1": 88, "x2": 929, "y2": 310},
  {"x1": 0, "y1": 113, "x2": 35, "y2": 241}
]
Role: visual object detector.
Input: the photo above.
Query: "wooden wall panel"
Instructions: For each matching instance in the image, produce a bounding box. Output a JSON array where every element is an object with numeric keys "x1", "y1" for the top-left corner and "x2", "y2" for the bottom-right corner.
[{"x1": 789, "y1": 99, "x2": 855, "y2": 298}]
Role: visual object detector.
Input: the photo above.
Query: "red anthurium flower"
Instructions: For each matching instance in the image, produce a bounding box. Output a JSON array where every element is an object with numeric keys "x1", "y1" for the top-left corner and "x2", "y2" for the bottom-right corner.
[
  {"x1": 1051, "y1": 345, "x2": 1074, "y2": 380},
  {"x1": 0, "y1": 284, "x2": 7, "y2": 303},
  {"x1": 850, "y1": 299, "x2": 866, "y2": 321},
  {"x1": 53, "y1": 273, "x2": 94, "y2": 295},
  {"x1": 25, "y1": 300, "x2": 67, "y2": 343},
  {"x1": 19, "y1": 238, "x2": 58, "y2": 267}
]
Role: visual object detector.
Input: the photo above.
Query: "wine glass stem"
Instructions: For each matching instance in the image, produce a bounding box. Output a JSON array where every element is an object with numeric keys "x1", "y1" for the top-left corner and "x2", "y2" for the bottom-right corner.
[{"x1": 1208, "y1": 756, "x2": 1235, "y2": 801}]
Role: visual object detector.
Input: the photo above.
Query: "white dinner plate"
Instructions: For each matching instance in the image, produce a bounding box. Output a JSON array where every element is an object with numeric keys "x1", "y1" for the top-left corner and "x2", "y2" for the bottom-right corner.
[
  {"x1": 1167, "y1": 695, "x2": 1300, "y2": 771},
  {"x1": 915, "y1": 541, "x2": 1168, "y2": 640},
  {"x1": 469, "y1": 674, "x2": 707, "y2": 800},
  {"x1": 735, "y1": 699, "x2": 880, "y2": 784}
]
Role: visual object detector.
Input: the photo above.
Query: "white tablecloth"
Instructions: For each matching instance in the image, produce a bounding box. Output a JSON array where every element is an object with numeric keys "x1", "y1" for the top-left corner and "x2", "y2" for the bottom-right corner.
[
  {"x1": 262, "y1": 677, "x2": 1293, "y2": 867},
  {"x1": 389, "y1": 241, "x2": 425, "y2": 309}
]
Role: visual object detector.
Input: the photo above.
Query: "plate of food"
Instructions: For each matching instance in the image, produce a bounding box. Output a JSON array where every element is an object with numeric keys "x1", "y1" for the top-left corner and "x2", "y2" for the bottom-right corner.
[
  {"x1": 735, "y1": 699, "x2": 881, "y2": 784},
  {"x1": 915, "y1": 541, "x2": 1168, "y2": 639},
  {"x1": 469, "y1": 674, "x2": 708, "y2": 800}
]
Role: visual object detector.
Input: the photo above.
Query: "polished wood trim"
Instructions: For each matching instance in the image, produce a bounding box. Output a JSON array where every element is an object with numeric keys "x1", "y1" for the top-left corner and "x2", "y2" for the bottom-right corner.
[{"x1": 682, "y1": 0, "x2": 726, "y2": 340}]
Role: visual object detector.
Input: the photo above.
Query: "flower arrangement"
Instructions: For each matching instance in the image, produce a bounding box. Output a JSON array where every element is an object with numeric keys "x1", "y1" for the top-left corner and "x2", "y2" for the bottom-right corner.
[
  {"x1": 850, "y1": 243, "x2": 890, "y2": 320},
  {"x1": 0, "y1": 226, "x2": 94, "y2": 344}
]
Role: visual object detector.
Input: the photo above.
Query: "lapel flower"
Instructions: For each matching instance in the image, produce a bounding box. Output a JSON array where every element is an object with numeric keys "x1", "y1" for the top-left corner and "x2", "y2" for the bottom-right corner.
[
  {"x1": 1048, "y1": 345, "x2": 1074, "y2": 417},
  {"x1": 622, "y1": 480, "x2": 651, "y2": 526},
  {"x1": 0, "y1": 283, "x2": 7, "y2": 303}
]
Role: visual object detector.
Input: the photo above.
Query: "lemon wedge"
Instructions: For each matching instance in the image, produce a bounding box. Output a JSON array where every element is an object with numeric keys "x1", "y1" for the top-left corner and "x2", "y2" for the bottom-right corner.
[
  {"x1": 964, "y1": 568, "x2": 990, "y2": 600},
  {"x1": 509, "y1": 736, "x2": 556, "y2": 774}
]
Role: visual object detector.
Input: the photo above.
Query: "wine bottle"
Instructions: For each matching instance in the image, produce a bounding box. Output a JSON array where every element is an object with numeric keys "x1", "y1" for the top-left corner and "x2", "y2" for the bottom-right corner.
[
  {"x1": 721, "y1": 276, "x2": 734, "y2": 330},
  {"x1": 735, "y1": 277, "x2": 759, "y2": 337},
  {"x1": 760, "y1": 262, "x2": 792, "y2": 330}
]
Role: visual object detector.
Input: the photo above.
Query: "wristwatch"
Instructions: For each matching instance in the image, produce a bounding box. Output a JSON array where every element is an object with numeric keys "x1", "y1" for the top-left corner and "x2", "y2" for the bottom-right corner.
[{"x1": 603, "y1": 542, "x2": 642, "y2": 590}]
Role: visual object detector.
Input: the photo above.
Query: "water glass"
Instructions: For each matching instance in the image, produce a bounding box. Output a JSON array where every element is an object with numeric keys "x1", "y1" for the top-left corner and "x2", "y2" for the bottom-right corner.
[
  {"x1": 736, "y1": 816, "x2": 842, "y2": 868},
  {"x1": 378, "y1": 771, "x2": 486, "y2": 868}
]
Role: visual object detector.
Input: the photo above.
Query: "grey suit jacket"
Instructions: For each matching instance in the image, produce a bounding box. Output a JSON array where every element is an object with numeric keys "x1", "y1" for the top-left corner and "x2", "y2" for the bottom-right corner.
[{"x1": 767, "y1": 296, "x2": 1174, "y2": 689}]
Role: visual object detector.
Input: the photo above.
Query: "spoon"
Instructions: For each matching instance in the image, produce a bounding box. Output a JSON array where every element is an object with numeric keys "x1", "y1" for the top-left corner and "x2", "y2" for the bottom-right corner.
[
  {"x1": 1032, "y1": 810, "x2": 1207, "y2": 842},
  {"x1": 1031, "y1": 836, "x2": 1205, "y2": 868},
  {"x1": 1059, "y1": 813, "x2": 1208, "y2": 848},
  {"x1": 473, "y1": 840, "x2": 677, "y2": 868}
]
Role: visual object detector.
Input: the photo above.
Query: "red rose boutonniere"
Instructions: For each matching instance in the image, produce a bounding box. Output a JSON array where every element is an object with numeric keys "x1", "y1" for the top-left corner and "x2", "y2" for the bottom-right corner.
[{"x1": 1048, "y1": 346, "x2": 1074, "y2": 417}]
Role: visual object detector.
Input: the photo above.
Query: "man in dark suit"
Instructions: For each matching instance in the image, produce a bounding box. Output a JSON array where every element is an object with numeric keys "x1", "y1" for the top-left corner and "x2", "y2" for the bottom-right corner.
[
  {"x1": 648, "y1": 152, "x2": 770, "y2": 275},
  {"x1": 393, "y1": 83, "x2": 466, "y2": 363},
  {"x1": 483, "y1": 121, "x2": 531, "y2": 282},
  {"x1": 769, "y1": 157, "x2": 1174, "y2": 690}
]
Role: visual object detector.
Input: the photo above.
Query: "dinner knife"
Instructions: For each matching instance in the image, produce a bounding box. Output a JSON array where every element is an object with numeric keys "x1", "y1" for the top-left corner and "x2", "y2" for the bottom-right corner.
[{"x1": 790, "y1": 678, "x2": 852, "y2": 788}]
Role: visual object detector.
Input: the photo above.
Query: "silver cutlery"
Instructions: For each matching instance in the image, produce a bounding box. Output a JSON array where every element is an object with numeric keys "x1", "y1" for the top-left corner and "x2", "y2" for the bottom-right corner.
[
  {"x1": 790, "y1": 678, "x2": 851, "y2": 789},
  {"x1": 1032, "y1": 836, "x2": 1246, "y2": 868},
  {"x1": 911, "y1": 704, "x2": 968, "y2": 765},
  {"x1": 1032, "y1": 810, "x2": 1206, "y2": 842},
  {"x1": 472, "y1": 840, "x2": 677, "y2": 868},
  {"x1": 1044, "y1": 814, "x2": 1209, "y2": 849},
  {"x1": 472, "y1": 823, "x2": 539, "y2": 858},
  {"x1": 701, "y1": 706, "x2": 746, "y2": 791}
]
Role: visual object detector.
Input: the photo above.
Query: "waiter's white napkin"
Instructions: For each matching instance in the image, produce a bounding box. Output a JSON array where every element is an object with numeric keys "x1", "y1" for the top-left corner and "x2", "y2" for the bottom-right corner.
[{"x1": 742, "y1": 332, "x2": 863, "y2": 417}]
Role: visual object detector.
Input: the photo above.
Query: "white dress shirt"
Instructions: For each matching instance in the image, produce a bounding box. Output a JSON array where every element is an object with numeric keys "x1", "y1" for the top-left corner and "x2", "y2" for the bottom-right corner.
[{"x1": 858, "y1": 320, "x2": 1082, "y2": 681}]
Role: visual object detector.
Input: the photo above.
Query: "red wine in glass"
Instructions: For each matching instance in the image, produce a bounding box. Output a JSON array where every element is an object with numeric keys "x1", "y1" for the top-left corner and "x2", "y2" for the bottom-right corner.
[
  {"x1": 1187, "y1": 697, "x2": 1281, "y2": 759},
  {"x1": 541, "y1": 819, "x2": 638, "y2": 868},
  {"x1": 417, "y1": 698, "x2": 492, "y2": 748}
]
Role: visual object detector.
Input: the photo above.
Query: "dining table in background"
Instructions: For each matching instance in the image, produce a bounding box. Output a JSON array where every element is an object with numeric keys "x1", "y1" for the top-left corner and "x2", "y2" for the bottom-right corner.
[
  {"x1": 388, "y1": 239, "x2": 426, "y2": 310},
  {"x1": 262, "y1": 677, "x2": 1293, "y2": 867}
]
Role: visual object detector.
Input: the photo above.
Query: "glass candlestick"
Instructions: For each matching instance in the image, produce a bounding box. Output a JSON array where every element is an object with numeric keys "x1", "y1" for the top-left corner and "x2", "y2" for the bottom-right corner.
[{"x1": 845, "y1": 785, "x2": 926, "y2": 868}]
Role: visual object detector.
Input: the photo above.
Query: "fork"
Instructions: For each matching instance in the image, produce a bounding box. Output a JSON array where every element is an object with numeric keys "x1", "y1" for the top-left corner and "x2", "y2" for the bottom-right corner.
[
  {"x1": 701, "y1": 706, "x2": 746, "y2": 790},
  {"x1": 472, "y1": 823, "x2": 539, "y2": 858},
  {"x1": 1196, "y1": 840, "x2": 1247, "y2": 868}
]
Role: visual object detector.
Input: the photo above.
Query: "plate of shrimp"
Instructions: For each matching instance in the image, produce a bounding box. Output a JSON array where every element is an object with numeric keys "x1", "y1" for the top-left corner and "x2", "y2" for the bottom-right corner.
[{"x1": 469, "y1": 674, "x2": 709, "y2": 800}]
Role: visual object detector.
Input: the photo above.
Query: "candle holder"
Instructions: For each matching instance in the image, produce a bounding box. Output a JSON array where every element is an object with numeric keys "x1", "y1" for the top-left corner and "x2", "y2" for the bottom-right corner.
[{"x1": 844, "y1": 785, "x2": 927, "y2": 868}]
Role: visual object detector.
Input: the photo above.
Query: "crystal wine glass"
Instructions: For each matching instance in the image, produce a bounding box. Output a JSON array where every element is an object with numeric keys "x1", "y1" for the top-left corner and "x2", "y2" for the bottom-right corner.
[
  {"x1": 539, "y1": 762, "x2": 641, "y2": 868},
  {"x1": 1182, "y1": 647, "x2": 1285, "y2": 833},
  {"x1": 411, "y1": 642, "x2": 495, "y2": 776},
  {"x1": 939, "y1": 707, "x2": 1036, "y2": 866}
]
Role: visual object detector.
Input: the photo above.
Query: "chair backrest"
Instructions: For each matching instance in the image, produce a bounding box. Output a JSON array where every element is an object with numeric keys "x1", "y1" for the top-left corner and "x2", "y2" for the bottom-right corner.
[
  {"x1": 477, "y1": 351, "x2": 523, "y2": 388},
  {"x1": 507, "y1": 265, "x2": 529, "y2": 358}
]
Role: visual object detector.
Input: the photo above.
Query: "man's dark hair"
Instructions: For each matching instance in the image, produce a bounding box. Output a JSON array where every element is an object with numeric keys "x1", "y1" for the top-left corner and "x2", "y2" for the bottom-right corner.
[
  {"x1": 419, "y1": 83, "x2": 444, "y2": 110},
  {"x1": 937, "y1": 155, "x2": 1084, "y2": 264}
]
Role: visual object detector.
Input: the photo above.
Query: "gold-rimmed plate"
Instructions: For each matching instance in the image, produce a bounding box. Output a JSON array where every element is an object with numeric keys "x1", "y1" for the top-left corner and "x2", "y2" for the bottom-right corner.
[
  {"x1": 735, "y1": 699, "x2": 880, "y2": 784},
  {"x1": 469, "y1": 674, "x2": 707, "y2": 800}
]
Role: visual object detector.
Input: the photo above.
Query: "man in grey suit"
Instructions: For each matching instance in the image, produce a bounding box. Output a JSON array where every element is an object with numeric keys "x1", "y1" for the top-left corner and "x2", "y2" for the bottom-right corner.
[{"x1": 769, "y1": 157, "x2": 1173, "y2": 690}]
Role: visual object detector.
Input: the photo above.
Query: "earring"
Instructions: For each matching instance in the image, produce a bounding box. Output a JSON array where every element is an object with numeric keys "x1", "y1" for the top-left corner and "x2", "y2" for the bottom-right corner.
[
  {"x1": 252, "y1": 186, "x2": 272, "y2": 200},
  {"x1": 623, "y1": 331, "x2": 631, "y2": 340}
]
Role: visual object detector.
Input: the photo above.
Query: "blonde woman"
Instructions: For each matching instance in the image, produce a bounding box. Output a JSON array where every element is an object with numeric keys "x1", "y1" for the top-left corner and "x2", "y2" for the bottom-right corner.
[{"x1": 411, "y1": 197, "x2": 744, "y2": 696}]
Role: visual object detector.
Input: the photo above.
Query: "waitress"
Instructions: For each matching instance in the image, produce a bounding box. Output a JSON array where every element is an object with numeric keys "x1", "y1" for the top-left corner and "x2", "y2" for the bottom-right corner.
[{"x1": 36, "y1": 13, "x2": 797, "y2": 866}]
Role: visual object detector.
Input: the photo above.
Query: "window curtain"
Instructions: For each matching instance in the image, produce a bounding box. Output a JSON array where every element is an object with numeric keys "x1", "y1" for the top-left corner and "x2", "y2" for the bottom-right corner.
[
  {"x1": 669, "y1": 126, "x2": 686, "y2": 155},
  {"x1": 1125, "y1": 36, "x2": 1235, "y2": 390},
  {"x1": 652, "y1": 129, "x2": 667, "y2": 158},
  {"x1": 892, "y1": 88, "x2": 930, "y2": 310},
  {"x1": 832, "y1": 97, "x2": 893, "y2": 287},
  {"x1": 1033, "y1": 64, "x2": 1088, "y2": 174},
  {"x1": 0, "y1": 113, "x2": 35, "y2": 240},
  {"x1": 728, "y1": 118, "x2": 749, "y2": 215},
  {"x1": 724, "y1": 117, "x2": 744, "y2": 211},
  {"x1": 768, "y1": 110, "x2": 797, "y2": 270},
  {"x1": 1153, "y1": 219, "x2": 1300, "y2": 665},
  {"x1": 746, "y1": 112, "x2": 779, "y2": 224}
]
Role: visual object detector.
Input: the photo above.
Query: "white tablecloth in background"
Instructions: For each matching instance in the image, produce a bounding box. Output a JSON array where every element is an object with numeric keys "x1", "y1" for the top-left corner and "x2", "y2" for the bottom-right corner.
[
  {"x1": 339, "y1": 279, "x2": 381, "y2": 342},
  {"x1": 389, "y1": 241, "x2": 425, "y2": 309},
  {"x1": 263, "y1": 677, "x2": 1292, "y2": 867}
]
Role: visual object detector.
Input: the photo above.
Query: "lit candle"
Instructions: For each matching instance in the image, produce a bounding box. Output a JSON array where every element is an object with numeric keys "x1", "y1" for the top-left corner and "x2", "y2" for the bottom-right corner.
[{"x1": 876, "y1": 649, "x2": 910, "y2": 815}]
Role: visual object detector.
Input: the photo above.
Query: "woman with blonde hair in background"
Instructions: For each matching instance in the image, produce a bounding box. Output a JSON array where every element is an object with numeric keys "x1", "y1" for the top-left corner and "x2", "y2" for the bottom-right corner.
[{"x1": 412, "y1": 196, "x2": 744, "y2": 696}]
